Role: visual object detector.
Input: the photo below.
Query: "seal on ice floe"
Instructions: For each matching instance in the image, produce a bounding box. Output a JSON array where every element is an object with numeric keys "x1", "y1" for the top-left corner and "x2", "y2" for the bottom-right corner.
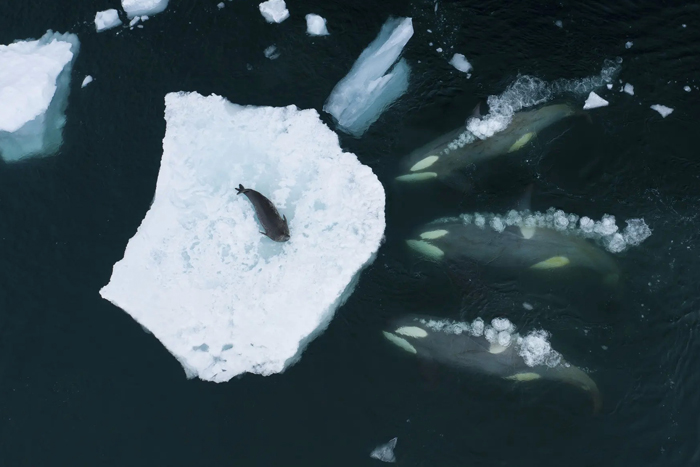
[{"x1": 236, "y1": 184, "x2": 290, "y2": 242}]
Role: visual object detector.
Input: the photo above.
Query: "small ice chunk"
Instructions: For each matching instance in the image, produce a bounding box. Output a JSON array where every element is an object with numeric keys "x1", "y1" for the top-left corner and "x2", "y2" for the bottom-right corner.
[
  {"x1": 583, "y1": 91, "x2": 609, "y2": 109},
  {"x1": 323, "y1": 17, "x2": 413, "y2": 137},
  {"x1": 0, "y1": 30, "x2": 80, "y2": 162},
  {"x1": 606, "y1": 83, "x2": 613, "y2": 89},
  {"x1": 370, "y1": 437, "x2": 397, "y2": 463},
  {"x1": 623, "y1": 83, "x2": 634, "y2": 95},
  {"x1": 81, "y1": 75, "x2": 93, "y2": 88},
  {"x1": 264, "y1": 45, "x2": 280, "y2": 60},
  {"x1": 449, "y1": 53, "x2": 472, "y2": 74},
  {"x1": 622, "y1": 219, "x2": 651, "y2": 246},
  {"x1": 129, "y1": 16, "x2": 140, "y2": 27},
  {"x1": 554, "y1": 20, "x2": 563, "y2": 28},
  {"x1": 121, "y1": 0, "x2": 169, "y2": 18},
  {"x1": 141, "y1": 15, "x2": 149, "y2": 21},
  {"x1": 436, "y1": 47, "x2": 443, "y2": 53},
  {"x1": 305, "y1": 14, "x2": 329, "y2": 36},
  {"x1": 99, "y1": 92, "x2": 386, "y2": 382},
  {"x1": 523, "y1": 302, "x2": 533, "y2": 310},
  {"x1": 684, "y1": 86, "x2": 691, "y2": 92},
  {"x1": 94, "y1": 9, "x2": 122, "y2": 32},
  {"x1": 258, "y1": 0, "x2": 289, "y2": 24},
  {"x1": 650, "y1": 104, "x2": 674, "y2": 118},
  {"x1": 625, "y1": 41, "x2": 633, "y2": 49},
  {"x1": 217, "y1": 2, "x2": 224, "y2": 8}
]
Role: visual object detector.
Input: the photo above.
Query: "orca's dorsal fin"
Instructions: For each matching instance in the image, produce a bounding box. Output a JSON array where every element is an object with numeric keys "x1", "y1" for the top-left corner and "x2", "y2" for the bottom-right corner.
[
  {"x1": 517, "y1": 184, "x2": 534, "y2": 212},
  {"x1": 466, "y1": 101, "x2": 484, "y2": 124}
]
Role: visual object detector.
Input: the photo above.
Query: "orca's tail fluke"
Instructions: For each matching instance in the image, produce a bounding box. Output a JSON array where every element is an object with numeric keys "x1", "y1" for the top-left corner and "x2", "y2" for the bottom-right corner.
[{"x1": 236, "y1": 184, "x2": 246, "y2": 195}]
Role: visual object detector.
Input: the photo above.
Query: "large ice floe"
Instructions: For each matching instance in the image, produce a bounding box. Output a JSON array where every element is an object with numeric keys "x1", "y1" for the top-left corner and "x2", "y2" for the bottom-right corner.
[
  {"x1": 0, "y1": 30, "x2": 80, "y2": 163},
  {"x1": 431, "y1": 208, "x2": 651, "y2": 253},
  {"x1": 100, "y1": 92, "x2": 385, "y2": 382},
  {"x1": 121, "y1": 0, "x2": 169, "y2": 18},
  {"x1": 324, "y1": 17, "x2": 413, "y2": 137}
]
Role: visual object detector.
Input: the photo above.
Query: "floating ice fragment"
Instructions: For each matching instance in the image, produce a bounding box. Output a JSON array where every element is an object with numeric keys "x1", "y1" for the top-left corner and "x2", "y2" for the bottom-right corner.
[
  {"x1": 95, "y1": 9, "x2": 122, "y2": 32},
  {"x1": 684, "y1": 86, "x2": 691, "y2": 92},
  {"x1": 99, "y1": 92, "x2": 385, "y2": 382},
  {"x1": 449, "y1": 53, "x2": 472, "y2": 74},
  {"x1": 217, "y1": 2, "x2": 224, "y2": 8},
  {"x1": 555, "y1": 20, "x2": 563, "y2": 28},
  {"x1": 259, "y1": 0, "x2": 289, "y2": 23},
  {"x1": 129, "y1": 16, "x2": 140, "y2": 27},
  {"x1": 625, "y1": 41, "x2": 633, "y2": 49},
  {"x1": 436, "y1": 47, "x2": 443, "y2": 52},
  {"x1": 650, "y1": 104, "x2": 673, "y2": 118},
  {"x1": 81, "y1": 75, "x2": 93, "y2": 88},
  {"x1": 305, "y1": 14, "x2": 329, "y2": 36},
  {"x1": 623, "y1": 83, "x2": 634, "y2": 95},
  {"x1": 0, "y1": 30, "x2": 80, "y2": 162},
  {"x1": 523, "y1": 302, "x2": 534, "y2": 310},
  {"x1": 583, "y1": 91, "x2": 608, "y2": 109},
  {"x1": 370, "y1": 437, "x2": 397, "y2": 463},
  {"x1": 607, "y1": 83, "x2": 613, "y2": 89},
  {"x1": 121, "y1": 0, "x2": 169, "y2": 18},
  {"x1": 264, "y1": 45, "x2": 280, "y2": 59},
  {"x1": 324, "y1": 17, "x2": 413, "y2": 137}
]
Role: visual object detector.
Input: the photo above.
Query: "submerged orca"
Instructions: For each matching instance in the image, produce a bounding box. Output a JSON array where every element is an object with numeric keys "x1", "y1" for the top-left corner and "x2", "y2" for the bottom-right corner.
[
  {"x1": 383, "y1": 314, "x2": 602, "y2": 412},
  {"x1": 396, "y1": 103, "x2": 583, "y2": 189}
]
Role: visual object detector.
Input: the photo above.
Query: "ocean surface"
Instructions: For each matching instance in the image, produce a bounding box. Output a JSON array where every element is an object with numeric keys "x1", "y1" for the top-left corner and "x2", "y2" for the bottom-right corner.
[{"x1": 1, "y1": 1, "x2": 699, "y2": 466}]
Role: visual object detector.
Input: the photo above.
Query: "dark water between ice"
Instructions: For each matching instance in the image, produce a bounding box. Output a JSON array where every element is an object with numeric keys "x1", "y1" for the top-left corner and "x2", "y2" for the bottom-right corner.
[{"x1": 1, "y1": 1, "x2": 699, "y2": 466}]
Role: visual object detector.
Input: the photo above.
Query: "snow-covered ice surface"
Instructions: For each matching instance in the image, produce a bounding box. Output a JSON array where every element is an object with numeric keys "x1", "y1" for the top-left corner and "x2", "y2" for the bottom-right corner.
[
  {"x1": 121, "y1": 0, "x2": 169, "y2": 18},
  {"x1": 430, "y1": 208, "x2": 651, "y2": 253},
  {"x1": 0, "y1": 30, "x2": 80, "y2": 162},
  {"x1": 449, "y1": 53, "x2": 471, "y2": 74},
  {"x1": 94, "y1": 9, "x2": 122, "y2": 32},
  {"x1": 583, "y1": 91, "x2": 609, "y2": 109},
  {"x1": 259, "y1": 0, "x2": 289, "y2": 24},
  {"x1": 324, "y1": 17, "x2": 413, "y2": 137},
  {"x1": 99, "y1": 92, "x2": 386, "y2": 382},
  {"x1": 651, "y1": 104, "x2": 674, "y2": 117},
  {"x1": 418, "y1": 317, "x2": 563, "y2": 368},
  {"x1": 370, "y1": 438, "x2": 397, "y2": 463},
  {"x1": 305, "y1": 14, "x2": 329, "y2": 36},
  {"x1": 81, "y1": 75, "x2": 93, "y2": 88}
]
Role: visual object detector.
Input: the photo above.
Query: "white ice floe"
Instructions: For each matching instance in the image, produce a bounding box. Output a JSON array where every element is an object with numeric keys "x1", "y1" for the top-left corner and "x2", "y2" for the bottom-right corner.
[
  {"x1": 583, "y1": 91, "x2": 608, "y2": 109},
  {"x1": 449, "y1": 53, "x2": 472, "y2": 74},
  {"x1": 370, "y1": 437, "x2": 397, "y2": 463},
  {"x1": 650, "y1": 104, "x2": 673, "y2": 118},
  {"x1": 419, "y1": 317, "x2": 562, "y2": 368},
  {"x1": 625, "y1": 41, "x2": 633, "y2": 49},
  {"x1": 121, "y1": 0, "x2": 169, "y2": 18},
  {"x1": 81, "y1": 75, "x2": 93, "y2": 88},
  {"x1": 263, "y1": 45, "x2": 280, "y2": 59},
  {"x1": 324, "y1": 17, "x2": 413, "y2": 137},
  {"x1": 0, "y1": 30, "x2": 80, "y2": 162},
  {"x1": 433, "y1": 208, "x2": 651, "y2": 253},
  {"x1": 259, "y1": 0, "x2": 289, "y2": 23},
  {"x1": 305, "y1": 14, "x2": 329, "y2": 36},
  {"x1": 217, "y1": 2, "x2": 224, "y2": 9},
  {"x1": 684, "y1": 86, "x2": 691, "y2": 92},
  {"x1": 623, "y1": 83, "x2": 634, "y2": 95},
  {"x1": 95, "y1": 9, "x2": 122, "y2": 32},
  {"x1": 100, "y1": 92, "x2": 385, "y2": 382}
]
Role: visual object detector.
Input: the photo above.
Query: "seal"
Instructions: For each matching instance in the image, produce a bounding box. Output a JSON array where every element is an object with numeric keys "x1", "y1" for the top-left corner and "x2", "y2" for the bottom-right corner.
[{"x1": 236, "y1": 184, "x2": 290, "y2": 242}]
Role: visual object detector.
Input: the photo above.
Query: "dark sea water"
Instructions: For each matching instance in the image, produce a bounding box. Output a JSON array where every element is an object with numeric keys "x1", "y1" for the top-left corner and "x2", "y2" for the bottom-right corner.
[{"x1": 1, "y1": 1, "x2": 699, "y2": 466}]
